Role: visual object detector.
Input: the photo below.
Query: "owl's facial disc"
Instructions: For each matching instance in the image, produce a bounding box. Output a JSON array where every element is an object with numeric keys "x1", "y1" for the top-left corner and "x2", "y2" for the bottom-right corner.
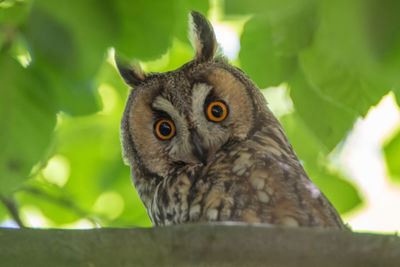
[{"x1": 125, "y1": 67, "x2": 256, "y2": 177}]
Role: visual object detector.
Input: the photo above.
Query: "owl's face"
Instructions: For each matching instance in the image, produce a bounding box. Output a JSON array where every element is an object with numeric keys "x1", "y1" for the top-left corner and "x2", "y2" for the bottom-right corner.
[
  {"x1": 122, "y1": 63, "x2": 263, "y2": 178},
  {"x1": 118, "y1": 12, "x2": 269, "y2": 179}
]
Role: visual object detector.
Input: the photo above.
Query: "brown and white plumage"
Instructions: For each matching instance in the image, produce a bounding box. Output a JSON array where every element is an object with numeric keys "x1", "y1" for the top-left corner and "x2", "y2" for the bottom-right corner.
[{"x1": 116, "y1": 11, "x2": 347, "y2": 229}]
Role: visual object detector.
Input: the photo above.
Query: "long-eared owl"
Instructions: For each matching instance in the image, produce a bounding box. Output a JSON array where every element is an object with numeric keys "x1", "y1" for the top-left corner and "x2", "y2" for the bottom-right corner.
[{"x1": 116, "y1": 11, "x2": 347, "y2": 229}]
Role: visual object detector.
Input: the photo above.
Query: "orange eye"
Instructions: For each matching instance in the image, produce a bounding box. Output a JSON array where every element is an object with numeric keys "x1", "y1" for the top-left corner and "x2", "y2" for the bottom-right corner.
[
  {"x1": 154, "y1": 119, "x2": 175, "y2": 140},
  {"x1": 206, "y1": 101, "x2": 229, "y2": 122}
]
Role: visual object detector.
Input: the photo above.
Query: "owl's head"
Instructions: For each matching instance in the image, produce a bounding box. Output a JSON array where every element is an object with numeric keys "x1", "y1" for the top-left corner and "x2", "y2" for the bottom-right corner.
[{"x1": 117, "y1": 11, "x2": 272, "y2": 180}]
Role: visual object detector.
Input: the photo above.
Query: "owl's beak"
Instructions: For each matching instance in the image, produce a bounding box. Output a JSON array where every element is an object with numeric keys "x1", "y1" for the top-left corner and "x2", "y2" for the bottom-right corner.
[{"x1": 190, "y1": 130, "x2": 208, "y2": 165}]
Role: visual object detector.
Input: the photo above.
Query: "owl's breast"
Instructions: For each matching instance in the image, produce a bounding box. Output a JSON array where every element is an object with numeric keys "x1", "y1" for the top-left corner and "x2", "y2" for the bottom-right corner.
[
  {"x1": 187, "y1": 137, "x2": 346, "y2": 229},
  {"x1": 149, "y1": 135, "x2": 346, "y2": 229}
]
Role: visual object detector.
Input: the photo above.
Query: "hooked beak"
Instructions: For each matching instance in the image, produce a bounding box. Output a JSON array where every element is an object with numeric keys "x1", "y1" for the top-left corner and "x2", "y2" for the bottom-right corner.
[{"x1": 190, "y1": 130, "x2": 208, "y2": 165}]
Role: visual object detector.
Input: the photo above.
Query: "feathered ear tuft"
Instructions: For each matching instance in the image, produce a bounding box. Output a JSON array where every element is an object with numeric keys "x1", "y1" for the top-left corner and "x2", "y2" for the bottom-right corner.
[
  {"x1": 114, "y1": 53, "x2": 146, "y2": 88},
  {"x1": 189, "y1": 11, "x2": 217, "y2": 62}
]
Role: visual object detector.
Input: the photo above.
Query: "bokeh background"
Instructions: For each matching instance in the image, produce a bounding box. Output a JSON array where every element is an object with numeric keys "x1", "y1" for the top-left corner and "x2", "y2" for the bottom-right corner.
[{"x1": 1, "y1": 0, "x2": 400, "y2": 233}]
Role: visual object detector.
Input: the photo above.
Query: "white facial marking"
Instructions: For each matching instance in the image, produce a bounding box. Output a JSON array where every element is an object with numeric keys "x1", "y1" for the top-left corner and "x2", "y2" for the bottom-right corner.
[{"x1": 191, "y1": 83, "x2": 212, "y2": 129}]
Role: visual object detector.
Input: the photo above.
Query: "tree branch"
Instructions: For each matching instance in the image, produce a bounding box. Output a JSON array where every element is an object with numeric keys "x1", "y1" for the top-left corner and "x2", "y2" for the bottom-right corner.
[{"x1": 0, "y1": 224, "x2": 399, "y2": 266}]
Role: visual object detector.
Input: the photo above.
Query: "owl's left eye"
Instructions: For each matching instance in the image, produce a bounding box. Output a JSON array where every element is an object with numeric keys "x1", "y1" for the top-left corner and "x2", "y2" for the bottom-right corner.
[
  {"x1": 205, "y1": 100, "x2": 229, "y2": 122},
  {"x1": 154, "y1": 119, "x2": 175, "y2": 140}
]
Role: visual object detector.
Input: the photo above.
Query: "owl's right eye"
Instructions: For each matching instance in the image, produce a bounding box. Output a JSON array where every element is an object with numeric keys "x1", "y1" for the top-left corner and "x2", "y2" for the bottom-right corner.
[{"x1": 154, "y1": 119, "x2": 175, "y2": 140}]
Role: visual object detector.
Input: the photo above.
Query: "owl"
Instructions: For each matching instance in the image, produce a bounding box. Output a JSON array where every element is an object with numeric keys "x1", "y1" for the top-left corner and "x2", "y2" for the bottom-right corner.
[{"x1": 116, "y1": 11, "x2": 347, "y2": 229}]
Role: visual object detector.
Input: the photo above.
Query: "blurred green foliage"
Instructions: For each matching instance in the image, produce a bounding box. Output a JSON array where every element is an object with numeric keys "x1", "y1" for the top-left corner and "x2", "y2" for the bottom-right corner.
[
  {"x1": 0, "y1": 0, "x2": 399, "y2": 228},
  {"x1": 384, "y1": 130, "x2": 400, "y2": 183}
]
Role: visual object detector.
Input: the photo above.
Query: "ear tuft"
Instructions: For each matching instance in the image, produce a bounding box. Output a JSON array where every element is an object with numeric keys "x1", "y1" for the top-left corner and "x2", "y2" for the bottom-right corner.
[
  {"x1": 114, "y1": 53, "x2": 146, "y2": 88},
  {"x1": 189, "y1": 11, "x2": 217, "y2": 62}
]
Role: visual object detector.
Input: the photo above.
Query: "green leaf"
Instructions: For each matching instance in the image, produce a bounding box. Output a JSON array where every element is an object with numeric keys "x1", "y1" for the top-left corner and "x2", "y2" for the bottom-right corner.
[
  {"x1": 0, "y1": 53, "x2": 56, "y2": 195},
  {"x1": 268, "y1": 3, "x2": 318, "y2": 56},
  {"x1": 384, "y1": 130, "x2": 400, "y2": 182},
  {"x1": 0, "y1": 0, "x2": 31, "y2": 25},
  {"x1": 288, "y1": 68, "x2": 357, "y2": 150},
  {"x1": 114, "y1": 0, "x2": 175, "y2": 60},
  {"x1": 363, "y1": 0, "x2": 400, "y2": 101},
  {"x1": 298, "y1": 0, "x2": 392, "y2": 117},
  {"x1": 50, "y1": 77, "x2": 101, "y2": 116},
  {"x1": 31, "y1": 0, "x2": 116, "y2": 78},
  {"x1": 114, "y1": 0, "x2": 208, "y2": 61},
  {"x1": 25, "y1": 8, "x2": 78, "y2": 76},
  {"x1": 300, "y1": 47, "x2": 387, "y2": 117},
  {"x1": 363, "y1": 0, "x2": 400, "y2": 62},
  {"x1": 224, "y1": 0, "x2": 262, "y2": 15},
  {"x1": 24, "y1": 0, "x2": 116, "y2": 115},
  {"x1": 224, "y1": 0, "x2": 316, "y2": 16},
  {"x1": 238, "y1": 0, "x2": 318, "y2": 88},
  {"x1": 0, "y1": 30, "x2": 4, "y2": 49},
  {"x1": 239, "y1": 14, "x2": 297, "y2": 88}
]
